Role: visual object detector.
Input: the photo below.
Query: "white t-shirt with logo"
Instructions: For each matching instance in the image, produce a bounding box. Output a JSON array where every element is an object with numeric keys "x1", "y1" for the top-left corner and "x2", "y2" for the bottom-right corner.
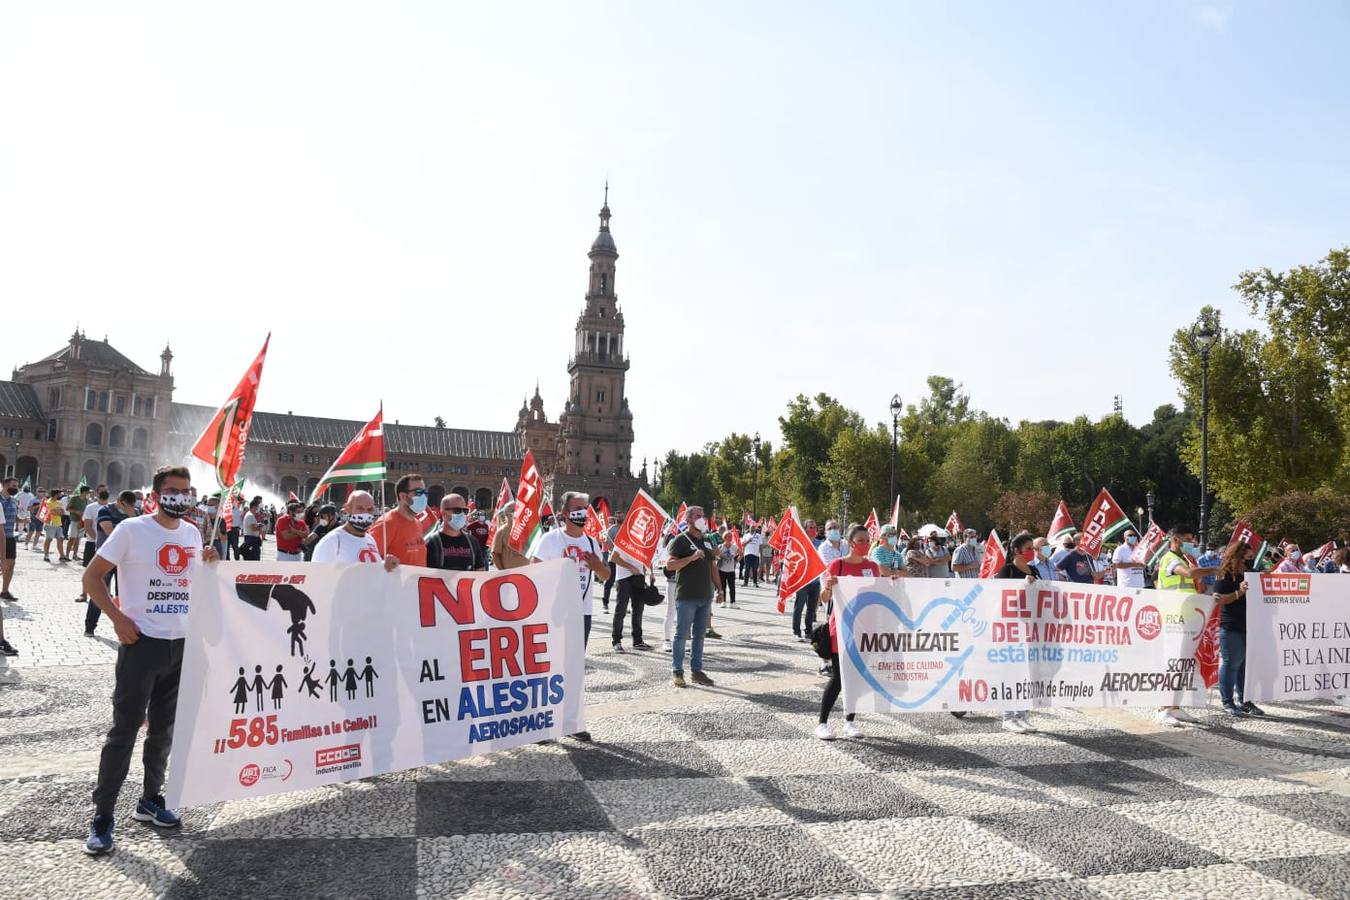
[
  {"x1": 533, "y1": 528, "x2": 598, "y2": 616},
  {"x1": 312, "y1": 527, "x2": 382, "y2": 563},
  {"x1": 742, "y1": 533, "x2": 762, "y2": 556},
  {"x1": 95, "y1": 514, "x2": 203, "y2": 639},
  {"x1": 1112, "y1": 544, "x2": 1144, "y2": 588},
  {"x1": 243, "y1": 511, "x2": 262, "y2": 537}
]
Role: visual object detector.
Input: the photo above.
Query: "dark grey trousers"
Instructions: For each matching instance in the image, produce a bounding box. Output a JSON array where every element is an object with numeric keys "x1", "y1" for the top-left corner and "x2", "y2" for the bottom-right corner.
[{"x1": 93, "y1": 635, "x2": 184, "y2": 817}]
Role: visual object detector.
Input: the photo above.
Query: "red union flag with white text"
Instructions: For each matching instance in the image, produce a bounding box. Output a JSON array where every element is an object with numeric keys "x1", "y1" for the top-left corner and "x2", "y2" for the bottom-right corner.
[
  {"x1": 979, "y1": 530, "x2": 1006, "y2": 578},
  {"x1": 768, "y1": 507, "x2": 795, "y2": 551},
  {"x1": 865, "y1": 508, "x2": 880, "y2": 543},
  {"x1": 508, "y1": 451, "x2": 544, "y2": 553},
  {"x1": 1133, "y1": 520, "x2": 1168, "y2": 566},
  {"x1": 485, "y1": 477, "x2": 513, "y2": 547},
  {"x1": 583, "y1": 505, "x2": 605, "y2": 542},
  {"x1": 613, "y1": 489, "x2": 671, "y2": 571},
  {"x1": 311, "y1": 407, "x2": 386, "y2": 501},
  {"x1": 777, "y1": 514, "x2": 827, "y2": 613},
  {"x1": 1229, "y1": 520, "x2": 1271, "y2": 567},
  {"x1": 1046, "y1": 500, "x2": 1075, "y2": 542},
  {"x1": 945, "y1": 511, "x2": 963, "y2": 535},
  {"x1": 191, "y1": 334, "x2": 270, "y2": 488},
  {"x1": 665, "y1": 502, "x2": 687, "y2": 537},
  {"x1": 1077, "y1": 488, "x2": 1132, "y2": 556}
]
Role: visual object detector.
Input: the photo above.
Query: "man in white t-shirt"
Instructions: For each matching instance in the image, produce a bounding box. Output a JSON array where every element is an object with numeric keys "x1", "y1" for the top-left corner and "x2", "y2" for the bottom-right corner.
[
  {"x1": 531, "y1": 490, "x2": 609, "y2": 743},
  {"x1": 311, "y1": 490, "x2": 399, "y2": 570},
  {"x1": 1113, "y1": 529, "x2": 1146, "y2": 589},
  {"x1": 80, "y1": 465, "x2": 220, "y2": 857},
  {"x1": 75, "y1": 489, "x2": 108, "y2": 602},
  {"x1": 240, "y1": 498, "x2": 264, "y2": 560},
  {"x1": 741, "y1": 528, "x2": 762, "y2": 587}
]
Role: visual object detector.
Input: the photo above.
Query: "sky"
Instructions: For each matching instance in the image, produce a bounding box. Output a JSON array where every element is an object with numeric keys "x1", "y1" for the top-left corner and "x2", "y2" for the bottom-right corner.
[{"x1": 3, "y1": 1, "x2": 1349, "y2": 471}]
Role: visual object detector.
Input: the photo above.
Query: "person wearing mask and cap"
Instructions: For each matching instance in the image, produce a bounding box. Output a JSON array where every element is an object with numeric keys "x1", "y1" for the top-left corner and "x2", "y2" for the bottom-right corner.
[
  {"x1": 368, "y1": 474, "x2": 430, "y2": 568},
  {"x1": 1113, "y1": 529, "x2": 1147, "y2": 590},
  {"x1": 311, "y1": 491, "x2": 399, "y2": 570},
  {"x1": 869, "y1": 524, "x2": 904, "y2": 577},
  {"x1": 425, "y1": 493, "x2": 486, "y2": 571},
  {"x1": 951, "y1": 528, "x2": 982, "y2": 578},
  {"x1": 303, "y1": 505, "x2": 339, "y2": 561},
  {"x1": 273, "y1": 500, "x2": 310, "y2": 563}
]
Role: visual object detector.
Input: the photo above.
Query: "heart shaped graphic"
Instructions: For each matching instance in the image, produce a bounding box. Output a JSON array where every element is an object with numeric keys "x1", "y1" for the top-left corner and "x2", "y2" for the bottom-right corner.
[{"x1": 840, "y1": 583, "x2": 983, "y2": 709}]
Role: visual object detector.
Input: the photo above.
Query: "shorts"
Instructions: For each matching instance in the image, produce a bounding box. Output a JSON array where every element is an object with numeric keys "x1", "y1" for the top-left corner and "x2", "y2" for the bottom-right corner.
[
  {"x1": 4, "y1": 536, "x2": 15, "y2": 557},
  {"x1": 45, "y1": 524, "x2": 63, "y2": 539},
  {"x1": 68, "y1": 520, "x2": 81, "y2": 538}
]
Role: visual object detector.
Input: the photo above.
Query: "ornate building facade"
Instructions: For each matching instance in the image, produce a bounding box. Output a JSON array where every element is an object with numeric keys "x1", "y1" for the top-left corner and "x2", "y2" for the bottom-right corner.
[{"x1": 0, "y1": 195, "x2": 644, "y2": 511}]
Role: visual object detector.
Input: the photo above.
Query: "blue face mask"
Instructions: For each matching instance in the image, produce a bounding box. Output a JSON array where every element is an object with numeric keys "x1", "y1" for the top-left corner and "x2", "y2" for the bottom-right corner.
[
  {"x1": 1181, "y1": 541, "x2": 1199, "y2": 557},
  {"x1": 448, "y1": 512, "x2": 467, "y2": 530},
  {"x1": 826, "y1": 528, "x2": 841, "y2": 542},
  {"x1": 409, "y1": 493, "x2": 428, "y2": 515}
]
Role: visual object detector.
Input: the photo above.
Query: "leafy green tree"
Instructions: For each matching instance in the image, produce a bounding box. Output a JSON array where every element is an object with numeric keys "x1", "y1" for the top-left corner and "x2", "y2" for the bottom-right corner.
[
  {"x1": 1240, "y1": 488, "x2": 1350, "y2": 551},
  {"x1": 777, "y1": 394, "x2": 863, "y2": 516},
  {"x1": 990, "y1": 490, "x2": 1060, "y2": 538},
  {"x1": 821, "y1": 425, "x2": 933, "y2": 528},
  {"x1": 655, "y1": 449, "x2": 715, "y2": 514}
]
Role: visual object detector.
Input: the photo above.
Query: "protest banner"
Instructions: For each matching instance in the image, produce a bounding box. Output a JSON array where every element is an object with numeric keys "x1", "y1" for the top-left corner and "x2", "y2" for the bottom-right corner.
[
  {"x1": 1245, "y1": 573, "x2": 1350, "y2": 701},
  {"x1": 835, "y1": 576, "x2": 1218, "y2": 713},
  {"x1": 165, "y1": 559, "x2": 584, "y2": 808}
]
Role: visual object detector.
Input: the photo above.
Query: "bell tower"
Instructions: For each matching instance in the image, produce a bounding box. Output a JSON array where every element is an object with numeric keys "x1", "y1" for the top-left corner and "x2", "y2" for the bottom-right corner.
[{"x1": 553, "y1": 185, "x2": 638, "y2": 506}]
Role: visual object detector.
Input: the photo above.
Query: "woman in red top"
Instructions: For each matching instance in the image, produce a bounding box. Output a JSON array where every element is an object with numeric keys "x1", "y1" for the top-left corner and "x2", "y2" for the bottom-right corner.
[{"x1": 816, "y1": 524, "x2": 881, "y2": 740}]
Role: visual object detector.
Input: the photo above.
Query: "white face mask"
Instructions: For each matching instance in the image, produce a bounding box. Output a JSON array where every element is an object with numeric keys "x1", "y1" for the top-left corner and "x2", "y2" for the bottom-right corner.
[{"x1": 693, "y1": 517, "x2": 708, "y2": 533}]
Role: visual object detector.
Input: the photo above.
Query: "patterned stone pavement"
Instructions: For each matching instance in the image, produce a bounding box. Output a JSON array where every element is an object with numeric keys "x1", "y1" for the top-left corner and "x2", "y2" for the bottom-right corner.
[{"x1": 3, "y1": 548, "x2": 1350, "y2": 898}]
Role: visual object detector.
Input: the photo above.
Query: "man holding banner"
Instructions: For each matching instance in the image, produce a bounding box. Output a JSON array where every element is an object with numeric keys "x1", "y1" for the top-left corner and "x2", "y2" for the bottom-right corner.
[
  {"x1": 80, "y1": 466, "x2": 220, "y2": 856},
  {"x1": 1154, "y1": 526, "x2": 1218, "y2": 727}
]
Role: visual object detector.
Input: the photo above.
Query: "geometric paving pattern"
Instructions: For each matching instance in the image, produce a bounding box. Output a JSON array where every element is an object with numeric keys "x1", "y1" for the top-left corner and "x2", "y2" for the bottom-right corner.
[{"x1": 4, "y1": 557, "x2": 1350, "y2": 897}]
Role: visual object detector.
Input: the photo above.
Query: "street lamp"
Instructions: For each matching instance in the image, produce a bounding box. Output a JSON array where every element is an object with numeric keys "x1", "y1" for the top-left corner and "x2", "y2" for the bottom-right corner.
[
  {"x1": 751, "y1": 432, "x2": 761, "y2": 520},
  {"x1": 1191, "y1": 317, "x2": 1217, "y2": 549},
  {"x1": 10, "y1": 441, "x2": 18, "y2": 479},
  {"x1": 1146, "y1": 490, "x2": 1155, "y2": 527},
  {"x1": 841, "y1": 489, "x2": 851, "y2": 528},
  {"x1": 888, "y1": 393, "x2": 903, "y2": 509}
]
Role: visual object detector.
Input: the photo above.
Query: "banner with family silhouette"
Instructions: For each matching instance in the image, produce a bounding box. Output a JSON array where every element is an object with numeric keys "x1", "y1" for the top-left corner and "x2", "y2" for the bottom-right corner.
[
  {"x1": 165, "y1": 559, "x2": 584, "y2": 807},
  {"x1": 835, "y1": 577, "x2": 1219, "y2": 714}
]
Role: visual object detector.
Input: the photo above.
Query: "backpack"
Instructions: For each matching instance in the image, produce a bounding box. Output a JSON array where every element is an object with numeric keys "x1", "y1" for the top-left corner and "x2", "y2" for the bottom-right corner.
[{"x1": 809, "y1": 621, "x2": 834, "y2": 661}]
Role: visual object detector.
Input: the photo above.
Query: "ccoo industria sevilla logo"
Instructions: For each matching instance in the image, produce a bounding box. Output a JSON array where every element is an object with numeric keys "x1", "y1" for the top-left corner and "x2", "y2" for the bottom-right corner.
[{"x1": 1260, "y1": 573, "x2": 1312, "y2": 603}]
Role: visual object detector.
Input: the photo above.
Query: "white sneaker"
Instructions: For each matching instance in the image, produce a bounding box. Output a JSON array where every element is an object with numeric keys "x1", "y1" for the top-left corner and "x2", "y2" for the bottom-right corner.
[
  {"x1": 1169, "y1": 708, "x2": 1199, "y2": 724},
  {"x1": 1002, "y1": 716, "x2": 1029, "y2": 734},
  {"x1": 662, "y1": 641, "x2": 672, "y2": 653},
  {"x1": 814, "y1": 723, "x2": 835, "y2": 740},
  {"x1": 842, "y1": 721, "x2": 863, "y2": 739},
  {"x1": 1156, "y1": 709, "x2": 1185, "y2": 728},
  {"x1": 612, "y1": 642, "x2": 625, "y2": 653}
]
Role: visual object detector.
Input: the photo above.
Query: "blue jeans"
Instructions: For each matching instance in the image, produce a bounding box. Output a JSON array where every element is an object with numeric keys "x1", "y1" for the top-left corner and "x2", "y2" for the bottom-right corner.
[
  {"x1": 672, "y1": 597, "x2": 711, "y2": 676},
  {"x1": 1219, "y1": 627, "x2": 1246, "y2": 705},
  {"x1": 794, "y1": 581, "x2": 820, "y2": 637}
]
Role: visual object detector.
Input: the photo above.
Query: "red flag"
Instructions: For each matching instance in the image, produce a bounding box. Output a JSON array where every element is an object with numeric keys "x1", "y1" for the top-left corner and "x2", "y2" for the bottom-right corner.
[
  {"x1": 416, "y1": 507, "x2": 442, "y2": 540},
  {"x1": 597, "y1": 498, "x2": 612, "y2": 529},
  {"x1": 310, "y1": 407, "x2": 386, "y2": 501},
  {"x1": 1134, "y1": 520, "x2": 1168, "y2": 566},
  {"x1": 1077, "y1": 488, "x2": 1131, "y2": 556},
  {"x1": 728, "y1": 528, "x2": 742, "y2": 552},
  {"x1": 613, "y1": 489, "x2": 671, "y2": 571},
  {"x1": 979, "y1": 530, "x2": 1005, "y2": 578},
  {"x1": 583, "y1": 505, "x2": 605, "y2": 542},
  {"x1": 287, "y1": 491, "x2": 299, "y2": 504},
  {"x1": 1229, "y1": 520, "x2": 1271, "y2": 567},
  {"x1": 889, "y1": 495, "x2": 901, "y2": 529},
  {"x1": 191, "y1": 334, "x2": 271, "y2": 488},
  {"x1": 768, "y1": 507, "x2": 794, "y2": 551},
  {"x1": 898, "y1": 527, "x2": 910, "y2": 541},
  {"x1": 666, "y1": 502, "x2": 688, "y2": 536},
  {"x1": 743, "y1": 511, "x2": 755, "y2": 528},
  {"x1": 777, "y1": 514, "x2": 828, "y2": 612},
  {"x1": 1311, "y1": 540, "x2": 1337, "y2": 565},
  {"x1": 865, "y1": 508, "x2": 880, "y2": 543},
  {"x1": 141, "y1": 494, "x2": 158, "y2": 516},
  {"x1": 36, "y1": 497, "x2": 50, "y2": 523},
  {"x1": 485, "y1": 477, "x2": 512, "y2": 548},
  {"x1": 945, "y1": 511, "x2": 963, "y2": 535},
  {"x1": 507, "y1": 451, "x2": 544, "y2": 553},
  {"x1": 1046, "y1": 500, "x2": 1075, "y2": 542},
  {"x1": 540, "y1": 501, "x2": 554, "y2": 519}
]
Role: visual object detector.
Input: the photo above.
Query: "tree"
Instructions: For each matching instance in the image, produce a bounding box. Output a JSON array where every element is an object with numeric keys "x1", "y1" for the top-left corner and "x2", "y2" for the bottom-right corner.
[
  {"x1": 822, "y1": 425, "x2": 932, "y2": 528},
  {"x1": 1237, "y1": 488, "x2": 1350, "y2": 551},
  {"x1": 1137, "y1": 404, "x2": 1198, "y2": 528},
  {"x1": 777, "y1": 394, "x2": 863, "y2": 516},
  {"x1": 656, "y1": 449, "x2": 715, "y2": 514},
  {"x1": 990, "y1": 490, "x2": 1060, "y2": 538}
]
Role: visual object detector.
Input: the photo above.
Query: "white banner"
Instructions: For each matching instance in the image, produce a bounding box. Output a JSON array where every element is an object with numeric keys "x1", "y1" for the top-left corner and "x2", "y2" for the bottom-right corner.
[
  {"x1": 836, "y1": 576, "x2": 1219, "y2": 713},
  {"x1": 1246, "y1": 572, "x2": 1350, "y2": 701},
  {"x1": 166, "y1": 559, "x2": 584, "y2": 807}
]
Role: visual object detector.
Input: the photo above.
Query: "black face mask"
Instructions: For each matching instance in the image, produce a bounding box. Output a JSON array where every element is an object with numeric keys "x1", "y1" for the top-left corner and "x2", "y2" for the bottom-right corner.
[{"x1": 5, "y1": 488, "x2": 16, "y2": 496}]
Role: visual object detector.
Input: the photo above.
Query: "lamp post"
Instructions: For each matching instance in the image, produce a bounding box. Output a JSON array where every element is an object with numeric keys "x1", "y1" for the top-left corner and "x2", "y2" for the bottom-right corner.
[
  {"x1": 10, "y1": 441, "x2": 18, "y2": 479},
  {"x1": 1146, "y1": 489, "x2": 1155, "y2": 527},
  {"x1": 888, "y1": 393, "x2": 902, "y2": 509},
  {"x1": 751, "y1": 431, "x2": 761, "y2": 520},
  {"x1": 841, "y1": 489, "x2": 851, "y2": 528},
  {"x1": 1191, "y1": 318, "x2": 1217, "y2": 549}
]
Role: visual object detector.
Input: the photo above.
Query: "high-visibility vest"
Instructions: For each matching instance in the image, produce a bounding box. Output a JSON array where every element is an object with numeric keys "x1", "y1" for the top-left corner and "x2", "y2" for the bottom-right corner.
[{"x1": 1156, "y1": 550, "x2": 1195, "y2": 593}]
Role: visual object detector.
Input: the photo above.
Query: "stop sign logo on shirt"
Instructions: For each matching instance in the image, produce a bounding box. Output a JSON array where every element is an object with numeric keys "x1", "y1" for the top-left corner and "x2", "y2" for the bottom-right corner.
[{"x1": 158, "y1": 543, "x2": 193, "y2": 576}]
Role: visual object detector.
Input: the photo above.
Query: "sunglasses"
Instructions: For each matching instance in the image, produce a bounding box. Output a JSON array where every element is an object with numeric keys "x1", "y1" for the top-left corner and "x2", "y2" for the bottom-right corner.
[
  {"x1": 406, "y1": 488, "x2": 428, "y2": 497},
  {"x1": 445, "y1": 507, "x2": 469, "y2": 514}
]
